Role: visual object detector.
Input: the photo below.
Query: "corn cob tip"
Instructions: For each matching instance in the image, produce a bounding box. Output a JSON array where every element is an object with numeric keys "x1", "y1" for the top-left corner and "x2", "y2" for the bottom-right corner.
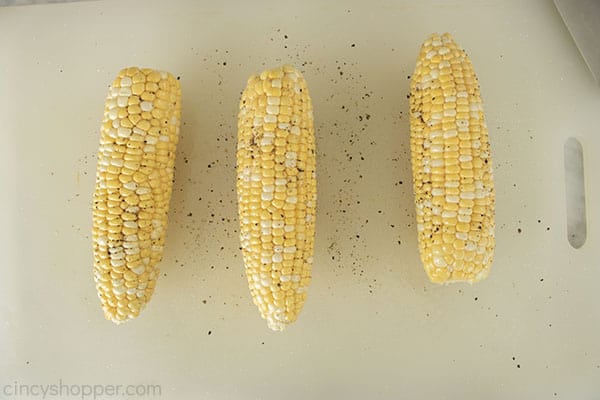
[{"x1": 267, "y1": 319, "x2": 286, "y2": 332}]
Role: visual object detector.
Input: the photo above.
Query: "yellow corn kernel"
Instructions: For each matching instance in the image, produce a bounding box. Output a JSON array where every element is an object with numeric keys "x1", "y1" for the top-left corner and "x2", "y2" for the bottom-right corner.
[
  {"x1": 237, "y1": 65, "x2": 316, "y2": 331},
  {"x1": 409, "y1": 33, "x2": 495, "y2": 284},
  {"x1": 92, "y1": 66, "x2": 182, "y2": 323}
]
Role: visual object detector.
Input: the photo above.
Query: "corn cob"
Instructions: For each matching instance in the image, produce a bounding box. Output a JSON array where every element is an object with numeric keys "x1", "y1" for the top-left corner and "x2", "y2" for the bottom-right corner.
[
  {"x1": 237, "y1": 65, "x2": 316, "y2": 331},
  {"x1": 92, "y1": 67, "x2": 181, "y2": 322},
  {"x1": 409, "y1": 33, "x2": 495, "y2": 284}
]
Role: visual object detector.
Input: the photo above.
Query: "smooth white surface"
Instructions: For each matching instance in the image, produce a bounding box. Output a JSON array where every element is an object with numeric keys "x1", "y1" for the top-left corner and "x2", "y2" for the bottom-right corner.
[{"x1": 1, "y1": 0, "x2": 599, "y2": 398}]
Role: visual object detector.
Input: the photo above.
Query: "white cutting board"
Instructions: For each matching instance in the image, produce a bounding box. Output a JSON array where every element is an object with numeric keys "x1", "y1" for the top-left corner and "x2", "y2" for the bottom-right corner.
[{"x1": 1, "y1": 0, "x2": 599, "y2": 398}]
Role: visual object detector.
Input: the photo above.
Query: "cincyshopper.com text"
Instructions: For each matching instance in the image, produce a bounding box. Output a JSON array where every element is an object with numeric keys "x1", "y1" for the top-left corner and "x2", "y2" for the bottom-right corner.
[{"x1": 2, "y1": 379, "x2": 161, "y2": 399}]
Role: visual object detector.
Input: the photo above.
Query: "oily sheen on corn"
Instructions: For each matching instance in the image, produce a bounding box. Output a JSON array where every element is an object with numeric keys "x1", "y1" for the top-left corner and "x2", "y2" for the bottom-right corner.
[
  {"x1": 237, "y1": 65, "x2": 316, "y2": 331},
  {"x1": 92, "y1": 67, "x2": 181, "y2": 323},
  {"x1": 409, "y1": 33, "x2": 495, "y2": 284}
]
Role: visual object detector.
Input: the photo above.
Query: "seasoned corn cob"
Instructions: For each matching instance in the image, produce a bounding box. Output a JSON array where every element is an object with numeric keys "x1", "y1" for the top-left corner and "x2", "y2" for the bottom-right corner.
[
  {"x1": 409, "y1": 33, "x2": 495, "y2": 284},
  {"x1": 237, "y1": 65, "x2": 316, "y2": 331},
  {"x1": 92, "y1": 67, "x2": 181, "y2": 323}
]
